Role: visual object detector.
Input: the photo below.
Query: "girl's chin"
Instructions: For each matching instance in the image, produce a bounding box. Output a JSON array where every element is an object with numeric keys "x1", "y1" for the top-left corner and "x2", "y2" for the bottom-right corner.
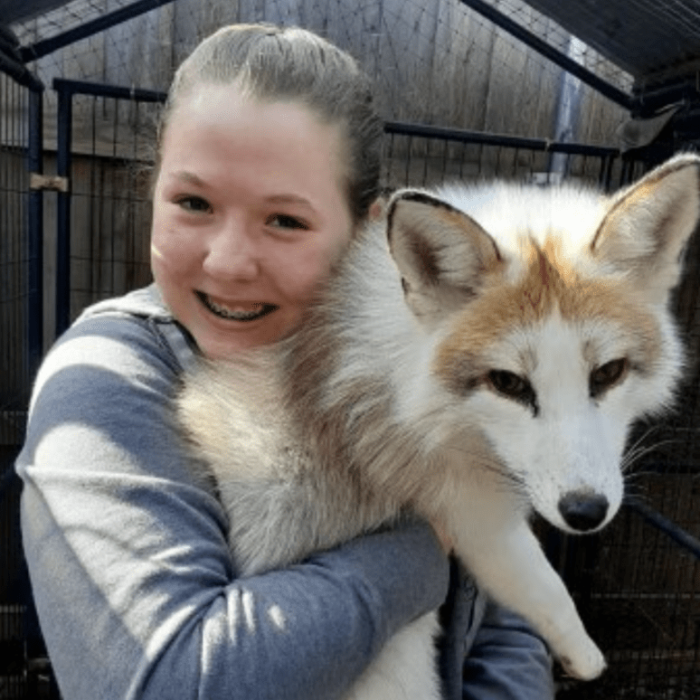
[{"x1": 194, "y1": 315, "x2": 293, "y2": 358}]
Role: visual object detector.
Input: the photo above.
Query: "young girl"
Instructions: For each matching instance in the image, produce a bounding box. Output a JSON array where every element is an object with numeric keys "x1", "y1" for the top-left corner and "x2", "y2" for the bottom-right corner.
[{"x1": 17, "y1": 24, "x2": 554, "y2": 699}]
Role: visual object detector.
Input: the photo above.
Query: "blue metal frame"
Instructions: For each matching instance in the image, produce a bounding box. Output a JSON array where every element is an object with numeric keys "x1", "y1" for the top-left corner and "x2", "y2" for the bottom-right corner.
[
  {"x1": 55, "y1": 83, "x2": 73, "y2": 338},
  {"x1": 27, "y1": 86, "x2": 44, "y2": 380},
  {"x1": 0, "y1": 49, "x2": 43, "y2": 90},
  {"x1": 385, "y1": 119, "x2": 620, "y2": 156},
  {"x1": 53, "y1": 77, "x2": 167, "y2": 103},
  {"x1": 384, "y1": 119, "x2": 622, "y2": 189},
  {"x1": 52, "y1": 78, "x2": 167, "y2": 337}
]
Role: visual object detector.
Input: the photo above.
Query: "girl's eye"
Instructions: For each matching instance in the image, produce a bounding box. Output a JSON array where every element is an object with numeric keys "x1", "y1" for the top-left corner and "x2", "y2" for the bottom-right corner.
[
  {"x1": 176, "y1": 196, "x2": 211, "y2": 213},
  {"x1": 268, "y1": 214, "x2": 309, "y2": 231}
]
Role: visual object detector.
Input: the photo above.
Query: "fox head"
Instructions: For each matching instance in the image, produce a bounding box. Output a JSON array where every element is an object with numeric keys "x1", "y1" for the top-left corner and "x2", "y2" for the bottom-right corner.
[{"x1": 386, "y1": 154, "x2": 700, "y2": 535}]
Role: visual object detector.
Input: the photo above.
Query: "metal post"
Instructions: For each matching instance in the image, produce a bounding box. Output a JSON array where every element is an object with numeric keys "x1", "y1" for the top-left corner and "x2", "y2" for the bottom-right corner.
[
  {"x1": 55, "y1": 85, "x2": 72, "y2": 337},
  {"x1": 550, "y1": 36, "x2": 586, "y2": 177},
  {"x1": 26, "y1": 85, "x2": 44, "y2": 379}
]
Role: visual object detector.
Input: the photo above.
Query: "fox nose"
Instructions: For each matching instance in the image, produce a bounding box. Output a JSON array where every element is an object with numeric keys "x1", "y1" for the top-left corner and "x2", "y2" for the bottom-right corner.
[{"x1": 558, "y1": 492, "x2": 609, "y2": 532}]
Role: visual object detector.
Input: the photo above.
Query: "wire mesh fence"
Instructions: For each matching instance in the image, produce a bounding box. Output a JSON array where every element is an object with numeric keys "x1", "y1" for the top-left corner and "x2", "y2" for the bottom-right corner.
[
  {"x1": 0, "y1": 71, "x2": 32, "y2": 700},
  {"x1": 52, "y1": 81, "x2": 158, "y2": 323},
  {"x1": 0, "y1": 74, "x2": 30, "y2": 413},
  {"x1": 550, "y1": 506, "x2": 700, "y2": 698},
  {"x1": 382, "y1": 122, "x2": 645, "y2": 189}
]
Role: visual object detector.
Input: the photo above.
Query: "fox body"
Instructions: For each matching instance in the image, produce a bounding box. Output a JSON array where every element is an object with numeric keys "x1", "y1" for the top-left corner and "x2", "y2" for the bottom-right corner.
[{"x1": 178, "y1": 154, "x2": 700, "y2": 697}]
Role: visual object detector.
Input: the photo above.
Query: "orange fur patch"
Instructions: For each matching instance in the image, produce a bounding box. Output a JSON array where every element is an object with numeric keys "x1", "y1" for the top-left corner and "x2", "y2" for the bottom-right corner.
[{"x1": 433, "y1": 235, "x2": 662, "y2": 394}]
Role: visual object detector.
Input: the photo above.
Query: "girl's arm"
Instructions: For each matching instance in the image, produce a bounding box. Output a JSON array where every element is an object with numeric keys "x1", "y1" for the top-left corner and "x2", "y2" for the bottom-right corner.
[{"x1": 18, "y1": 313, "x2": 449, "y2": 700}]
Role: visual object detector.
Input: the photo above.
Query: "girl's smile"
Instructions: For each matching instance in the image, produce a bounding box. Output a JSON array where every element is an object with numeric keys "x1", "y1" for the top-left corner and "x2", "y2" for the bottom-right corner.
[
  {"x1": 194, "y1": 291, "x2": 278, "y2": 322},
  {"x1": 150, "y1": 83, "x2": 354, "y2": 359}
]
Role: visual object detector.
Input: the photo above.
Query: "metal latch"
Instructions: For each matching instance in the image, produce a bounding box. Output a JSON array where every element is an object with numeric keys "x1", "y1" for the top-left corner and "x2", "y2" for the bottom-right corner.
[{"x1": 29, "y1": 173, "x2": 70, "y2": 192}]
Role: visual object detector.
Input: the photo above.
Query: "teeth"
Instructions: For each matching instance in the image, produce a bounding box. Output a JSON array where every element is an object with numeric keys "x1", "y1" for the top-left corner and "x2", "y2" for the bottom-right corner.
[{"x1": 198, "y1": 292, "x2": 276, "y2": 321}]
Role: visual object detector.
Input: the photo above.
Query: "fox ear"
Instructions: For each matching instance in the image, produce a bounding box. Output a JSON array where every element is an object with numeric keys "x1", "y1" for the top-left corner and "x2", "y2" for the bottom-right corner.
[
  {"x1": 592, "y1": 153, "x2": 700, "y2": 302},
  {"x1": 387, "y1": 190, "x2": 503, "y2": 322}
]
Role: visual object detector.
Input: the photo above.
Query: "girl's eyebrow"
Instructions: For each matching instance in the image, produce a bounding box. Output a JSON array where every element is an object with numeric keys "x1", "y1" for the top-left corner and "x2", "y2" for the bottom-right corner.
[
  {"x1": 170, "y1": 170, "x2": 205, "y2": 186},
  {"x1": 168, "y1": 174, "x2": 310, "y2": 206},
  {"x1": 266, "y1": 194, "x2": 314, "y2": 209},
  {"x1": 166, "y1": 172, "x2": 319, "y2": 214}
]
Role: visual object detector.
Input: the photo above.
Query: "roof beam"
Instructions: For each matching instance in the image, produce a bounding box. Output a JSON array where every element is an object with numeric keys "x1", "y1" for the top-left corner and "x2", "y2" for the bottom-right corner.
[
  {"x1": 458, "y1": 0, "x2": 634, "y2": 111},
  {"x1": 0, "y1": 47, "x2": 43, "y2": 89}
]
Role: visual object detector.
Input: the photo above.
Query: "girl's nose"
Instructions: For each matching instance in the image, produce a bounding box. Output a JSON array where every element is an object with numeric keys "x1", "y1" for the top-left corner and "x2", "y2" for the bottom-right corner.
[{"x1": 203, "y1": 219, "x2": 261, "y2": 281}]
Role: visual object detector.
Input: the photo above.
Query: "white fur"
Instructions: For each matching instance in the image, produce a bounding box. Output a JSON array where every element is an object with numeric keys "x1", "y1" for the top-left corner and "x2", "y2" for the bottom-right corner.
[{"x1": 178, "y1": 154, "x2": 700, "y2": 695}]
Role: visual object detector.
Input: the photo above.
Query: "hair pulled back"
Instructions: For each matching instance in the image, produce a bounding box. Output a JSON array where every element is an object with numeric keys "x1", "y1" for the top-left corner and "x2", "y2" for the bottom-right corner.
[{"x1": 158, "y1": 23, "x2": 383, "y2": 225}]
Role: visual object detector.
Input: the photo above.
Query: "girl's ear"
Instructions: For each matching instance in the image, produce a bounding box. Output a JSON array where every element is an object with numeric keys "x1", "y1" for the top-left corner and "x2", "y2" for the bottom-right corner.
[
  {"x1": 368, "y1": 198, "x2": 385, "y2": 221},
  {"x1": 368, "y1": 189, "x2": 395, "y2": 222}
]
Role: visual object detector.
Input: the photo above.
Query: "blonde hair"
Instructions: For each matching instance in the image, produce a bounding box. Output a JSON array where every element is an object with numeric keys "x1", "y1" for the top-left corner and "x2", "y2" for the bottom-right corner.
[{"x1": 157, "y1": 23, "x2": 383, "y2": 226}]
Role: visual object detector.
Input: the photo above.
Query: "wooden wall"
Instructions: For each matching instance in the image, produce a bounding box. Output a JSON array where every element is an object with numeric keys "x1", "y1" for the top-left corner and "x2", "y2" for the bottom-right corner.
[{"x1": 7, "y1": 0, "x2": 629, "y2": 151}]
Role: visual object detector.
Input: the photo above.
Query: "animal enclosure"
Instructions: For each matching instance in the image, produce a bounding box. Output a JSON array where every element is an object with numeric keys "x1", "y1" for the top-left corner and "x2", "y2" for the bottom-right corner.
[{"x1": 2, "y1": 1, "x2": 700, "y2": 698}]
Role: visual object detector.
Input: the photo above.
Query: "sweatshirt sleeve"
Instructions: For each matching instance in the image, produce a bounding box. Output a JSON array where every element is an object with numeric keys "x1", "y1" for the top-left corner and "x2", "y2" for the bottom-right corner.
[
  {"x1": 461, "y1": 590, "x2": 555, "y2": 700},
  {"x1": 17, "y1": 313, "x2": 450, "y2": 700}
]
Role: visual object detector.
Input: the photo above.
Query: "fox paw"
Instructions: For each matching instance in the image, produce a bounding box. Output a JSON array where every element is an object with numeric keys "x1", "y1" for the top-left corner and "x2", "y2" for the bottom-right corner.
[{"x1": 558, "y1": 639, "x2": 606, "y2": 681}]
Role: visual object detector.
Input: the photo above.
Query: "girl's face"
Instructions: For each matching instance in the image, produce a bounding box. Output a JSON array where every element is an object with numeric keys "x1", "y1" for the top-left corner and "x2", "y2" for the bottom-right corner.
[{"x1": 151, "y1": 84, "x2": 354, "y2": 359}]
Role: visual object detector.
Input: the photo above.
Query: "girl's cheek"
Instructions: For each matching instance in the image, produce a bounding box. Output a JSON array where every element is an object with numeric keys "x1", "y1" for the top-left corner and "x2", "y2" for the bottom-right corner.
[
  {"x1": 294, "y1": 251, "x2": 340, "y2": 299},
  {"x1": 152, "y1": 225, "x2": 197, "y2": 274}
]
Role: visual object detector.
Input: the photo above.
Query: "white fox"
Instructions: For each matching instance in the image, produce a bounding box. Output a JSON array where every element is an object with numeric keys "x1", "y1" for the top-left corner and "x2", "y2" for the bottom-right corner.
[{"x1": 178, "y1": 153, "x2": 700, "y2": 697}]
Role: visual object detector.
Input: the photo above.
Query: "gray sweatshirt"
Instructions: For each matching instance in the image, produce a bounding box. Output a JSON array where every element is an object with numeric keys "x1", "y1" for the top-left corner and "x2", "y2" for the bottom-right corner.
[{"x1": 17, "y1": 285, "x2": 554, "y2": 699}]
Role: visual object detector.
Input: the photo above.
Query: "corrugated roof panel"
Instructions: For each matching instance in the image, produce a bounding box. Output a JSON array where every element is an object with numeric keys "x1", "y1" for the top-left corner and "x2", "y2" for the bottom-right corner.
[
  {"x1": 1, "y1": 0, "x2": 73, "y2": 26},
  {"x1": 522, "y1": 0, "x2": 700, "y2": 82}
]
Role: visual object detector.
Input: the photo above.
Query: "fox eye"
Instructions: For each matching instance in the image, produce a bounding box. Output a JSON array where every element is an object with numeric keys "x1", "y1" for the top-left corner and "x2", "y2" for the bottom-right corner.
[
  {"x1": 487, "y1": 370, "x2": 538, "y2": 414},
  {"x1": 590, "y1": 358, "x2": 627, "y2": 398}
]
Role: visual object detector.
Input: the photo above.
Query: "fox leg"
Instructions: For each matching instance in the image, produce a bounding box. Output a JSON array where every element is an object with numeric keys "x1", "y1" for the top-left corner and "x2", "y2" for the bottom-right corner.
[{"x1": 441, "y1": 487, "x2": 605, "y2": 680}]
